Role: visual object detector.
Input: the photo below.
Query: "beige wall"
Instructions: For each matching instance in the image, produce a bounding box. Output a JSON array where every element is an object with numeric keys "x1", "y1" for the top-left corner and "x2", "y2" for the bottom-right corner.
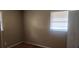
[
  {"x1": 24, "y1": 10, "x2": 66, "y2": 48},
  {"x1": 2, "y1": 10, "x2": 24, "y2": 47}
]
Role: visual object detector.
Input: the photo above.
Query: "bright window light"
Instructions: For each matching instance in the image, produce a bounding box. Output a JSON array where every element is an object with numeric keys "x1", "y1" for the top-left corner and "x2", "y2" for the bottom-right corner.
[
  {"x1": 0, "y1": 12, "x2": 3, "y2": 31},
  {"x1": 50, "y1": 11, "x2": 68, "y2": 31}
]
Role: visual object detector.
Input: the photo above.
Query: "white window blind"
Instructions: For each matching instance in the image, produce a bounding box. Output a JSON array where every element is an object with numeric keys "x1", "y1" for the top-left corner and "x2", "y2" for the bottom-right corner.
[
  {"x1": 50, "y1": 11, "x2": 68, "y2": 31},
  {"x1": 0, "y1": 12, "x2": 3, "y2": 31}
]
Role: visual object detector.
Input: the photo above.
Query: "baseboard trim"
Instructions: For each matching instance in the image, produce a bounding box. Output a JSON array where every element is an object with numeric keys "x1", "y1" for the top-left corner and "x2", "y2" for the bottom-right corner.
[
  {"x1": 7, "y1": 41, "x2": 23, "y2": 48},
  {"x1": 26, "y1": 42, "x2": 50, "y2": 48}
]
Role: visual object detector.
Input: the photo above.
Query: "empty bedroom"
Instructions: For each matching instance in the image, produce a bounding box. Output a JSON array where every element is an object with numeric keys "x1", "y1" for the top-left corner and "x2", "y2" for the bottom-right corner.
[{"x1": 0, "y1": 10, "x2": 79, "y2": 48}]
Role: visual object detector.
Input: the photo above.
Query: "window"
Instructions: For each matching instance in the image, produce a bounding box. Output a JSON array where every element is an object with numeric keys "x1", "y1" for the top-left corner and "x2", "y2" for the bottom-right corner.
[
  {"x1": 50, "y1": 11, "x2": 68, "y2": 31},
  {"x1": 0, "y1": 12, "x2": 3, "y2": 31}
]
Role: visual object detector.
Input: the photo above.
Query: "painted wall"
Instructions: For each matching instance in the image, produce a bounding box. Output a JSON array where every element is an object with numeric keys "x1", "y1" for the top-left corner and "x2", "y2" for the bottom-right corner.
[
  {"x1": 2, "y1": 10, "x2": 24, "y2": 47},
  {"x1": 24, "y1": 10, "x2": 66, "y2": 48},
  {"x1": 67, "y1": 11, "x2": 79, "y2": 48}
]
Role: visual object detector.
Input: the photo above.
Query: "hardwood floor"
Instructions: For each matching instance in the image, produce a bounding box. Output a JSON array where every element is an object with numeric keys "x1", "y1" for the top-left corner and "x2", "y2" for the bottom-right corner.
[{"x1": 12, "y1": 43, "x2": 42, "y2": 48}]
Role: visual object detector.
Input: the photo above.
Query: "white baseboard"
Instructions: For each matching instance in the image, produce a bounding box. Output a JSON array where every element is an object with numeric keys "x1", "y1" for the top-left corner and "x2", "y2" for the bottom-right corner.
[
  {"x1": 7, "y1": 41, "x2": 50, "y2": 48},
  {"x1": 7, "y1": 41, "x2": 23, "y2": 48},
  {"x1": 26, "y1": 41, "x2": 50, "y2": 48}
]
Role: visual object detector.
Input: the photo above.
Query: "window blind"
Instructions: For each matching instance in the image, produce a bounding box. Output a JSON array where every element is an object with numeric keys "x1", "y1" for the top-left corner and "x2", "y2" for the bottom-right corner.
[
  {"x1": 0, "y1": 12, "x2": 3, "y2": 31},
  {"x1": 50, "y1": 11, "x2": 68, "y2": 31}
]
